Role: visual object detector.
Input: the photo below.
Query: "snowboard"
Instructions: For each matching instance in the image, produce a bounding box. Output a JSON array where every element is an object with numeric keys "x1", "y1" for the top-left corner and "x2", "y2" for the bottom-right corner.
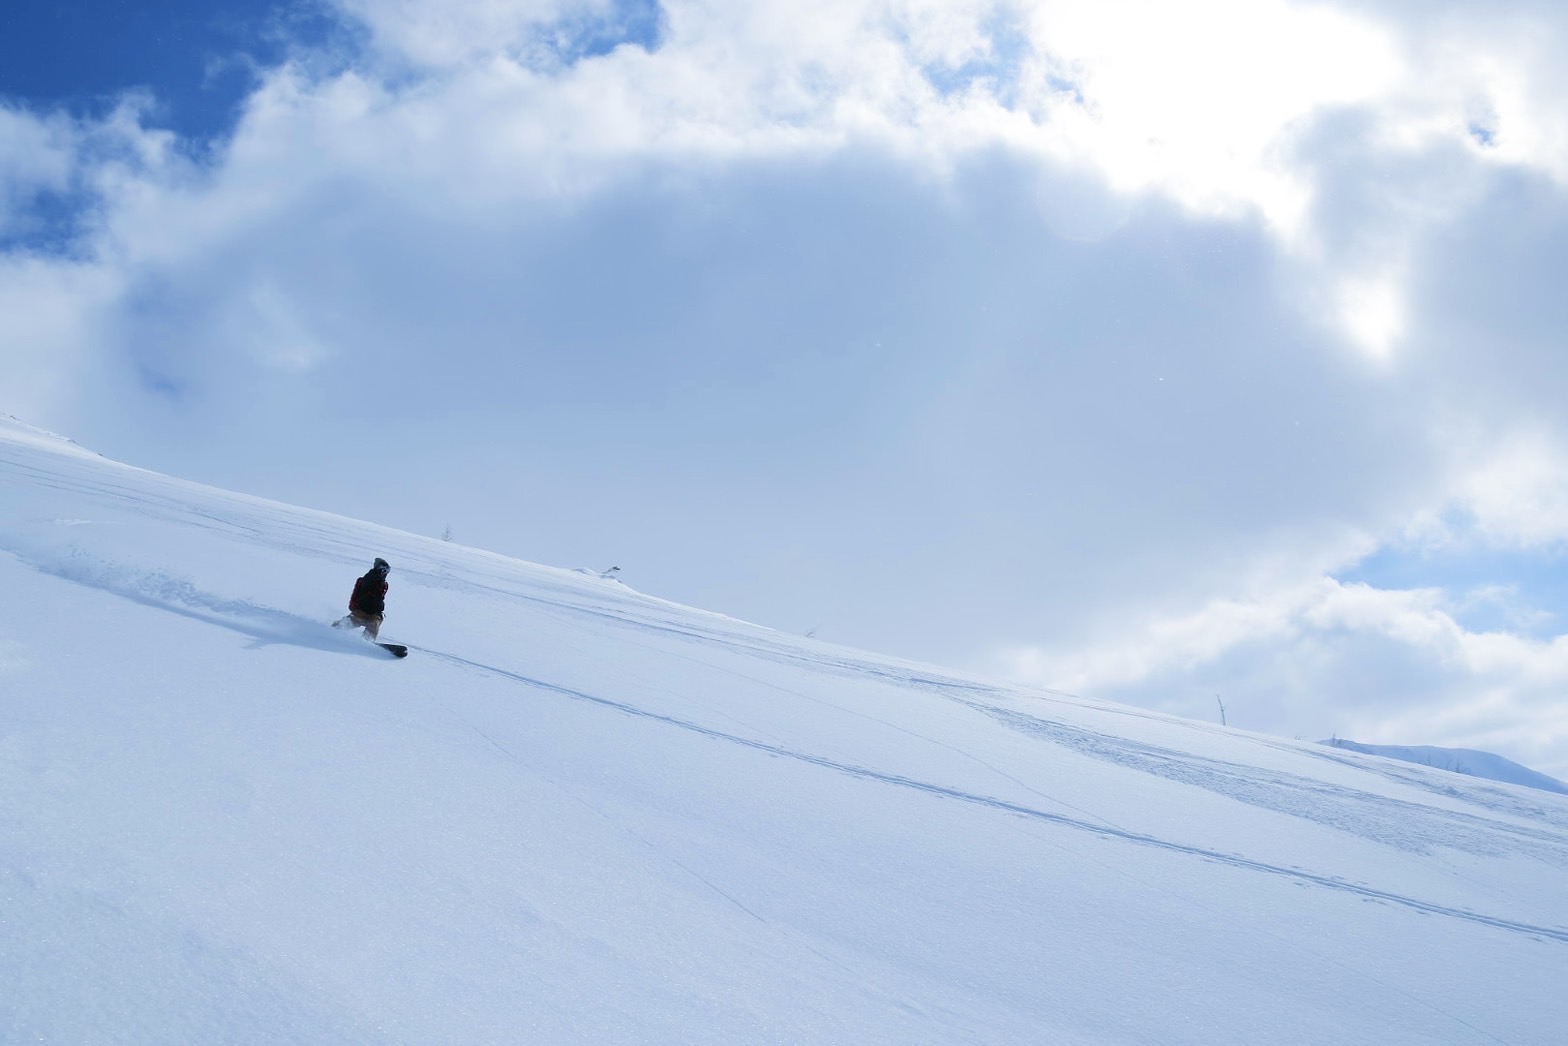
[{"x1": 333, "y1": 618, "x2": 407, "y2": 658}]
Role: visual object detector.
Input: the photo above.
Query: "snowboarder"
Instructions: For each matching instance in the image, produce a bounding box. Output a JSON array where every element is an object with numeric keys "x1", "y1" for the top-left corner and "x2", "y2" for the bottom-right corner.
[{"x1": 338, "y1": 557, "x2": 391, "y2": 639}]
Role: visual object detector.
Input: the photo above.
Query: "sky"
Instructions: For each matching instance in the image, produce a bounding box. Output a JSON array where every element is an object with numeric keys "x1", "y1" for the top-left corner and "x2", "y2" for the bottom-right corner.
[{"x1": 5, "y1": 0, "x2": 1568, "y2": 776}]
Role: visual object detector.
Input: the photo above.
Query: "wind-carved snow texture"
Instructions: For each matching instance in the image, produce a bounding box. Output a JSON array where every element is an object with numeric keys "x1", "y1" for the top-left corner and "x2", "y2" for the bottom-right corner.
[
  {"x1": 976, "y1": 705, "x2": 1568, "y2": 865},
  {"x1": 1302, "y1": 739, "x2": 1568, "y2": 819}
]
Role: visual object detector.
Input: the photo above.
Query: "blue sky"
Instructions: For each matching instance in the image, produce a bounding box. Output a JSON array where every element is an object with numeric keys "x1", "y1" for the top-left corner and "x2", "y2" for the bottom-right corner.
[
  {"x1": 0, "y1": 0, "x2": 322, "y2": 139},
  {"x1": 6, "y1": 0, "x2": 1568, "y2": 777}
]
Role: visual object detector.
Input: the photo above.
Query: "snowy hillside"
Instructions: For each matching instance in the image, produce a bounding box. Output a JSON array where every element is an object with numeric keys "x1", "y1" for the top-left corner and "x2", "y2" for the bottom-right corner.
[
  {"x1": 1323, "y1": 738, "x2": 1568, "y2": 796},
  {"x1": 3, "y1": 413, "x2": 1568, "y2": 1045}
]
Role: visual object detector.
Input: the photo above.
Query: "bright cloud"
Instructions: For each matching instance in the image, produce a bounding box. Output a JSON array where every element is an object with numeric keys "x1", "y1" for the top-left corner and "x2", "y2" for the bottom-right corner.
[
  {"x1": 20, "y1": 0, "x2": 1554, "y2": 261},
  {"x1": 272, "y1": 0, "x2": 1568, "y2": 373},
  {"x1": 1392, "y1": 428, "x2": 1568, "y2": 555},
  {"x1": 1016, "y1": 0, "x2": 1400, "y2": 233}
]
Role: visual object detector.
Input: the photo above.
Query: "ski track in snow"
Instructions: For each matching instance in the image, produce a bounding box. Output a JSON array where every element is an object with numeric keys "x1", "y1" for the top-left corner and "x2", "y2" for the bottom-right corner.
[
  {"x1": 410, "y1": 645, "x2": 1568, "y2": 949},
  {"x1": 556, "y1": 605, "x2": 1568, "y2": 867}
]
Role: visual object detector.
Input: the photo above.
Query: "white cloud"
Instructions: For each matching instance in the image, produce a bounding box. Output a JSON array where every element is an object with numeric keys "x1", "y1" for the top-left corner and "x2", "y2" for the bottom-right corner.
[
  {"x1": 0, "y1": 254, "x2": 120, "y2": 422},
  {"x1": 1017, "y1": 0, "x2": 1400, "y2": 233},
  {"x1": 35, "y1": 0, "x2": 1542, "y2": 268},
  {"x1": 0, "y1": 107, "x2": 76, "y2": 236},
  {"x1": 332, "y1": 0, "x2": 625, "y2": 69},
  {"x1": 243, "y1": 0, "x2": 1568, "y2": 376},
  {"x1": 1394, "y1": 428, "x2": 1568, "y2": 553},
  {"x1": 1452, "y1": 433, "x2": 1568, "y2": 548},
  {"x1": 196, "y1": 0, "x2": 1400, "y2": 222},
  {"x1": 995, "y1": 575, "x2": 1568, "y2": 779},
  {"x1": 11, "y1": 0, "x2": 1568, "y2": 779}
]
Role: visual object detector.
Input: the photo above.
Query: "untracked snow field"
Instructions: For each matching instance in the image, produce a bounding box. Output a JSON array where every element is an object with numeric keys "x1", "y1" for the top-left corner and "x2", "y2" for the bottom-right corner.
[{"x1": 3, "y1": 414, "x2": 1567, "y2": 1044}]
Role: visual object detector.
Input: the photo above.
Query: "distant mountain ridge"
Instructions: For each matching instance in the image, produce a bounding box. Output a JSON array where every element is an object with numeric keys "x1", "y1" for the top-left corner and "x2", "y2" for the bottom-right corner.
[{"x1": 1321, "y1": 738, "x2": 1568, "y2": 795}]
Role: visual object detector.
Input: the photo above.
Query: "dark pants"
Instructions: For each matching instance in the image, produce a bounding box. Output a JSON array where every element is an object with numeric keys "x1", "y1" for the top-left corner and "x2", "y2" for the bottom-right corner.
[{"x1": 348, "y1": 609, "x2": 383, "y2": 639}]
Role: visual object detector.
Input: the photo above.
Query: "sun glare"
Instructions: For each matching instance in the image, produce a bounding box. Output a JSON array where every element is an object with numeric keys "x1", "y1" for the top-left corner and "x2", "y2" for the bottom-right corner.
[{"x1": 1336, "y1": 273, "x2": 1406, "y2": 361}]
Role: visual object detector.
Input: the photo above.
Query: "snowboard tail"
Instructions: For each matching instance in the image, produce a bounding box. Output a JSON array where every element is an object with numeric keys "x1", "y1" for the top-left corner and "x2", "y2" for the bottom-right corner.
[{"x1": 377, "y1": 643, "x2": 409, "y2": 658}]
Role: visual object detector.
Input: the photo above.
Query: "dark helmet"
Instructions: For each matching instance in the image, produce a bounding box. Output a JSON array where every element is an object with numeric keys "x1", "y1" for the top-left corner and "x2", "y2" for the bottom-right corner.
[{"x1": 373, "y1": 557, "x2": 390, "y2": 574}]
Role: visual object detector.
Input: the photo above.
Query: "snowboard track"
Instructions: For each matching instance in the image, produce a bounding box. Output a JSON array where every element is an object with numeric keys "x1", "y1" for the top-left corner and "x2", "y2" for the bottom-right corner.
[{"x1": 422, "y1": 647, "x2": 1568, "y2": 949}]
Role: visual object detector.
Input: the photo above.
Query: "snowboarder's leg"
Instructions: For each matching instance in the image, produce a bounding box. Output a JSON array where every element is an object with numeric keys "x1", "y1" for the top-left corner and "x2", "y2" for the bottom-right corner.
[{"x1": 350, "y1": 610, "x2": 384, "y2": 639}]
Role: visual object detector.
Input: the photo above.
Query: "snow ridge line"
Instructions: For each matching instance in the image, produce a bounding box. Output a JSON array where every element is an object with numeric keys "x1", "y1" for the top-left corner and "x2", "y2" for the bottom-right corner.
[{"x1": 420, "y1": 647, "x2": 1568, "y2": 947}]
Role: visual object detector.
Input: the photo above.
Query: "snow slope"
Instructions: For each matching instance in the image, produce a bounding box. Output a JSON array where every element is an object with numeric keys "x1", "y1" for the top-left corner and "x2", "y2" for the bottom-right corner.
[
  {"x1": 1323, "y1": 739, "x2": 1568, "y2": 796},
  {"x1": 3, "y1": 413, "x2": 1567, "y2": 1045}
]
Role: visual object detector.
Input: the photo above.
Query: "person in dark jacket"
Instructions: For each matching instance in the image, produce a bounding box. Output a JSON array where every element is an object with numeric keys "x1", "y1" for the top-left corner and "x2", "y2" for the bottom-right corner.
[{"x1": 342, "y1": 557, "x2": 390, "y2": 639}]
